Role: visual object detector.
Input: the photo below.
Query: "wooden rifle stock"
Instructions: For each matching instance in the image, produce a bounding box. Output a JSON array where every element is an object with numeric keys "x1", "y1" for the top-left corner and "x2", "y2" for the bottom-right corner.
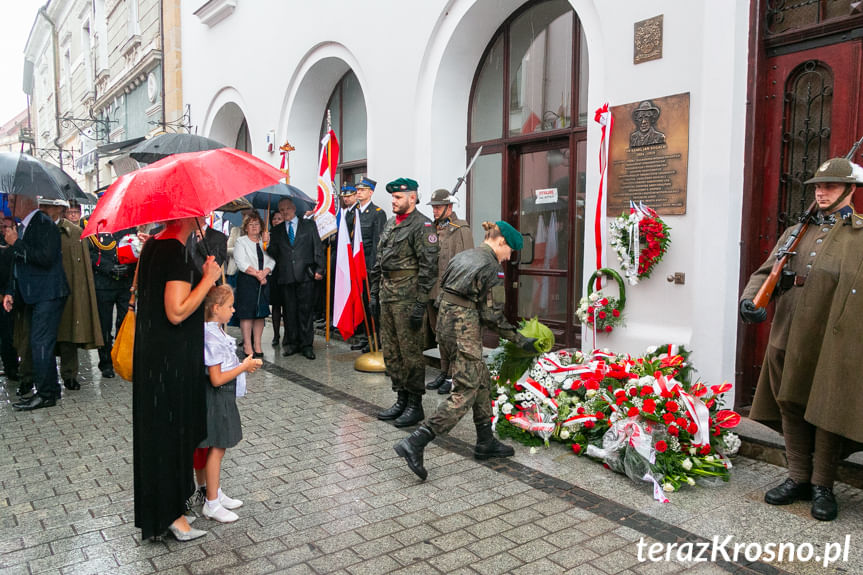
[{"x1": 752, "y1": 200, "x2": 817, "y2": 309}]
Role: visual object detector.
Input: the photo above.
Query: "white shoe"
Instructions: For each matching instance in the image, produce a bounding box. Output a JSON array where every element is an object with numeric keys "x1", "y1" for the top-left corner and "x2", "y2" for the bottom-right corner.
[
  {"x1": 220, "y1": 491, "x2": 243, "y2": 510},
  {"x1": 202, "y1": 502, "x2": 238, "y2": 523}
]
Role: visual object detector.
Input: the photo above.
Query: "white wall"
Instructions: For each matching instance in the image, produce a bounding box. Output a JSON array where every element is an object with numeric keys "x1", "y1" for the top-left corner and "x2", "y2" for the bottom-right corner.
[{"x1": 181, "y1": 0, "x2": 750, "y2": 390}]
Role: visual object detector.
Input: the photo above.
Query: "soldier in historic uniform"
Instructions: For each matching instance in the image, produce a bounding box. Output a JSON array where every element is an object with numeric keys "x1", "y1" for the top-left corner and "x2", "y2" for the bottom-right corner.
[
  {"x1": 394, "y1": 221, "x2": 536, "y2": 480},
  {"x1": 89, "y1": 229, "x2": 137, "y2": 378},
  {"x1": 424, "y1": 188, "x2": 474, "y2": 394},
  {"x1": 740, "y1": 157, "x2": 863, "y2": 521},
  {"x1": 351, "y1": 177, "x2": 387, "y2": 353},
  {"x1": 370, "y1": 178, "x2": 439, "y2": 427}
]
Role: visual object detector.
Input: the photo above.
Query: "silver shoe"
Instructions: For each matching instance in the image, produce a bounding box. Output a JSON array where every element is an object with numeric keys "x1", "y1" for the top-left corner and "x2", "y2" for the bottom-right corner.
[{"x1": 167, "y1": 523, "x2": 207, "y2": 542}]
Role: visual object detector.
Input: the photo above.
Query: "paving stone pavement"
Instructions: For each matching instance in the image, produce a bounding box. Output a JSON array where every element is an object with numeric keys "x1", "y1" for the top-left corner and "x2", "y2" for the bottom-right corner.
[{"x1": 1, "y1": 331, "x2": 862, "y2": 574}]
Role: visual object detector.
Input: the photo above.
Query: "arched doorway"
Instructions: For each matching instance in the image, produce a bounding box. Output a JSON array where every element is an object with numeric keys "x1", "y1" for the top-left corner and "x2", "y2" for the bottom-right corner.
[
  {"x1": 467, "y1": 0, "x2": 589, "y2": 347},
  {"x1": 209, "y1": 101, "x2": 251, "y2": 153},
  {"x1": 320, "y1": 70, "x2": 368, "y2": 189}
]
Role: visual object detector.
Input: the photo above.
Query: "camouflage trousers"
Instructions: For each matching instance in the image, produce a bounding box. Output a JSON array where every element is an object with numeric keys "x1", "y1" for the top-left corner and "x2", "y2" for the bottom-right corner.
[
  {"x1": 426, "y1": 301, "x2": 491, "y2": 435},
  {"x1": 426, "y1": 302, "x2": 452, "y2": 376},
  {"x1": 380, "y1": 299, "x2": 426, "y2": 395}
]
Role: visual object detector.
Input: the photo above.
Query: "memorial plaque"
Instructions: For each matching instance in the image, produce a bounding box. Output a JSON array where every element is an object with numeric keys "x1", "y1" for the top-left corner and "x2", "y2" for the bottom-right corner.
[
  {"x1": 634, "y1": 15, "x2": 663, "y2": 64},
  {"x1": 607, "y1": 93, "x2": 689, "y2": 216}
]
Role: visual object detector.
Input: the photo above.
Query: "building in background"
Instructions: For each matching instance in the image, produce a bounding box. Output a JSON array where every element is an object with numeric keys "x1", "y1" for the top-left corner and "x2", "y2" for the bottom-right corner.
[
  {"x1": 0, "y1": 110, "x2": 31, "y2": 153},
  {"x1": 23, "y1": 0, "x2": 184, "y2": 192}
]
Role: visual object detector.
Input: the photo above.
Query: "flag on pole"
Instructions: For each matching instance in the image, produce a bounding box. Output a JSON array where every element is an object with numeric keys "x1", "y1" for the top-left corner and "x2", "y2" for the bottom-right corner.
[
  {"x1": 352, "y1": 209, "x2": 367, "y2": 286},
  {"x1": 333, "y1": 209, "x2": 363, "y2": 340},
  {"x1": 314, "y1": 129, "x2": 339, "y2": 240}
]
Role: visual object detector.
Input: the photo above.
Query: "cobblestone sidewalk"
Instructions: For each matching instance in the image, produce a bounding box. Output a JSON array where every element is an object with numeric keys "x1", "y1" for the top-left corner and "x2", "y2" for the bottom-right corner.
[{"x1": 0, "y1": 339, "x2": 860, "y2": 574}]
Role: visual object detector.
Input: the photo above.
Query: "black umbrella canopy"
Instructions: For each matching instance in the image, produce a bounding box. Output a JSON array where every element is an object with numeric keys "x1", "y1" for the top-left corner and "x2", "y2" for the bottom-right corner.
[
  {"x1": 0, "y1": 152, "x2": 75, "y2": 201},
  {"x1": 129, "y1": 133, "x2": 226, "y2": 164},
  {"x1": 247, "y1": 183, "x2": 315, "y2": 215},
  {"x1": 41, "y1": 161, "x2": 89, "y2": 203}
]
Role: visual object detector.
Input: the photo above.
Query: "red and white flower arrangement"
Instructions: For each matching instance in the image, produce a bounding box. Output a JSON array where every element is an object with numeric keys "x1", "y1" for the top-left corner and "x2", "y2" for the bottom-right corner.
[
  {"x1": 576, "y1": 268, "x2": 626, "y2": 333},
  {"x1": 609, "y1": 203, "x2": 671, "y2": 285},
  {"x1": 488, "y1": 344, "x2": 740, "y2": 501}
]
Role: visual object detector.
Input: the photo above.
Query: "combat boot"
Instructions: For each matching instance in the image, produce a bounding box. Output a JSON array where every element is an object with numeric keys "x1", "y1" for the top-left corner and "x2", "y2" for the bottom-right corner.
[
  {"x1": 394, "y1": 425, "x2": 435, "y2": 480},
  {"x1": 474, "y1": 422, "x2": 515, "y2": 460},
  {"x1": 426, "y1": 372, "x2": 446, "y2": 390},
  {"x1": 393, "y1": 393, "x2": 424, "y2": 427},
  {"x1": 378, "y1": 390, "x2": 408, "y2": 420}
]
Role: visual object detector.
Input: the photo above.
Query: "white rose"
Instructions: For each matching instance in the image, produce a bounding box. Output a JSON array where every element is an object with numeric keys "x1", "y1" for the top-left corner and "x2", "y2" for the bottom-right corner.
[
  {"x1": 497, "y1": 394, "x2": 507, "y2": 404},
  {"x1": 663, "y1": 483, "x2": 675, "y2": 493},
  {"x1": 529, "y1": 447, "x2": 537, "y2": 455},
  {"x1": 705, "y1": 455, "x2": 715, "y2": 462},
  {"x1": 586, "y1": 389, "x2": 597, "y2": 399},
  {"x1": 686, "y1": 477, "x2": 696, "y2": 486},
  {"x1": 502, "y1": 403, "x2": 513, "y2": 415},
  {"x1": 496, "y1": 386, "x2": 506, "y2": 395},
  {"x1": 560, "y1": 429, "x2": 571, "y2": 440},
  {"x1": 689, "y1": 447, "x2": 697, "y2": 456},
  {"x1": 682, "y1": 458, "x2": 693, "y2": 471}
]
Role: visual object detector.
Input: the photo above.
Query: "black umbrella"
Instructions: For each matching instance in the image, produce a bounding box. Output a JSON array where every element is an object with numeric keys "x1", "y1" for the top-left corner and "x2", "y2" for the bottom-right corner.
[
  {"x1": 129, "y1": 132, "x2": 225, "y2": 164},
  {"x1": 41, "y1": 161, "x2": 91, "y2": 203},
  {"x1": 246, "y1": 183, "x2": 315, "y2": 215},
  {"x1": 0, "y1": 152, "x2": 73, "y2": 201}
]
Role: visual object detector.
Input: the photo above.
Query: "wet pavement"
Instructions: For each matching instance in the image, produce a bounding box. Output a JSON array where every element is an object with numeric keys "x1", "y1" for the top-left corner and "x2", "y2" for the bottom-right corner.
[{"x1": 1, "y1": 329, "x2": 861, "y2": 574}]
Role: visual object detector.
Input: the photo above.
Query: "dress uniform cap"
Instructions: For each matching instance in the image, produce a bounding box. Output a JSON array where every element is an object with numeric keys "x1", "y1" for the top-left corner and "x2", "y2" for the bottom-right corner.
[
  {"x1": 427, "y1": 188, "x2": 456, "y2": 205},
  {"x1": 37, "y1": 196, "x2": 70, "y2": 207},
  {"x1": 339, "y1": 184, "x2": 357, "y2": 196},
  {"x1": 356, "y1": 177, "x2": 376, "y2": 190},
  {"x1": 496, "y1": 220, "x2": 523, "y2": 251},
  {"x1": 804, "y1": 158, "x2": 858, "y2": 184},
  {"x1": 385, "y1": 178, "x2": 419, "y2": 194}
]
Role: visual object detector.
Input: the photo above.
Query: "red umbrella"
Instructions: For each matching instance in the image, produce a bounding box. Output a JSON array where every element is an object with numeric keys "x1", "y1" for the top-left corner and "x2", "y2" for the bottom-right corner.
[{"x1": 81, "y1": 147, "x2": 285, "y2": 237}]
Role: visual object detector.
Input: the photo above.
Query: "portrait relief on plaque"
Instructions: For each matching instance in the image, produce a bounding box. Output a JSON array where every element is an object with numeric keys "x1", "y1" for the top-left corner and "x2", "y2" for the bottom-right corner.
[{"x1": 607, "y1": 93, "x2": 690, "y2": 216}]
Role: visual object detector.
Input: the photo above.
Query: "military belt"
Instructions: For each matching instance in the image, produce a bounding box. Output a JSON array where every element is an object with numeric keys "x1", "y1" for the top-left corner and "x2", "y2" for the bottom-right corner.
[
  {"x1": 441, "y1": 291, "x2": 476, "y2": 309},
  {"x1": 382, "y1": 269, "x2": 417, "y2": 279}
]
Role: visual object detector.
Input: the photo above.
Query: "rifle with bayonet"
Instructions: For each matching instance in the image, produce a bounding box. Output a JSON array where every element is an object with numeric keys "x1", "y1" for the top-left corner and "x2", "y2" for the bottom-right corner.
[
  {"x1": 451, "y1": 146, "x2": 483, "y2": 197},
  {"x1": 751, "y1": 135, "x2": 863, "y2": 309}
]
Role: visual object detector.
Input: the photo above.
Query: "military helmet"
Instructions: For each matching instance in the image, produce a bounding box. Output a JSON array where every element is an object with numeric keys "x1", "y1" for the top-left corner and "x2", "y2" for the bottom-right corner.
[
  {"x1": 427, "y1": 188, "x2": 455, "y2": 206},
  {"x1": 805, "y1": 158, "x2": 859, "y2": 184}
]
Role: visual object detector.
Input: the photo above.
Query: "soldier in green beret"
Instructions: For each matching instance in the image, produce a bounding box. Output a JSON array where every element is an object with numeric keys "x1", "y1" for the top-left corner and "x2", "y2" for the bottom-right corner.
[
  {"x1": 740, "y1": 157, "x2": 863, "y2": 521},
  {"x1": 394, "y1": 221, "x2": 537, "y2": 480},
  {"x1": 425, "y1": 188, "x2": 473, "y2": 394},
  {"x1": 371, "y1": 178, "x2": 439, "y2": 427}
]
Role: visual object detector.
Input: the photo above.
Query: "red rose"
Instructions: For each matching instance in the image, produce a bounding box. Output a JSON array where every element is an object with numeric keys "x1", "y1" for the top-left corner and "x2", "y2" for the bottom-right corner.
[
  {"x1": 577, "y1": 406, "x2": 585, "y2": 415},
  {"x1": 587, "y1": 306, "x2": 594, "y2": 314},
  {"x1": 627, "y1": 406, "x2": 640, "y2": 417},
  {"x1": 699, "y1": 444, "x2": 711, "y2": 455},
  {"x1": 584, "y1": 421, "x2": 595, "y2": 429},
  {"x1": 662, "y1": 413, "x2": 675, "y2": 424},
  {"x1": 595, "y1": 412, "x2": 605, "y2": 420},
  {"x1": 616, "y1": 396, "x2": 626, "y2": 406},
  {"x1": 676, "y1": 417, "x2": 687, "y2": 428},
  {"x1": 585, "y1": 380, "x2": 599, "y2": 391},
  {"x1": 629, "y1": 388, "x2": 638, "y2": 397},
  {"x1": 640, "y1": 386, "x2": 652, "y2": 397},
  {"x1": 665, "y1": 401, "x2": 679, "y2": 413},
  {"x1": 668, "y1": 425, "x2": 679, "y2": 436},
  {"x1": 600, "y1": 298, "x2": 609, "y2": 306},
  {"x1": 572, "y1": 443, "x2": 582, "y2": 455},
  {"x1": 612, "y1": 309, "x2": 620, "y2": 317},
  {"x1": 642, "y1": 399, "x2": 656, "y2": 414},
  {"x1": 654, "y1": 440, "x2": 668, "y2": 453},
  {"x1": 605, "y1": 325, "x2": 613, "y2": 332},
  {"x1": 598, "y1": 311, "x2": 607, "y2": 319},
  {"x1": 687, "y1": 422, "x2": 698, "y2": 434},
  {"x1": 587, "y1": 316, "x2": 594, "y2": 323}
]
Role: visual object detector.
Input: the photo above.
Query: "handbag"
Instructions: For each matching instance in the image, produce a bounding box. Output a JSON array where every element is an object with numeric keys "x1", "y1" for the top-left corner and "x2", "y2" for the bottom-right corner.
[{"x1": 111, "y1": 264, "x2": 138, "y2": 381}]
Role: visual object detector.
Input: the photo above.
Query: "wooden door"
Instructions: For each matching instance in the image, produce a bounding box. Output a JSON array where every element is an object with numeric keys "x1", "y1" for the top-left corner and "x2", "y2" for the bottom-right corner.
[{"x1": 738, "y1": 39, "x2": 863, "y2": 406}]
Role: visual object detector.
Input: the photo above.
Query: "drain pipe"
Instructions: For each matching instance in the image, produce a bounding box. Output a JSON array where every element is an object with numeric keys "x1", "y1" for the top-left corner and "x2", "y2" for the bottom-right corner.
[{"x1": 38, "y1": 2, "x2": 63, "y2": 166}]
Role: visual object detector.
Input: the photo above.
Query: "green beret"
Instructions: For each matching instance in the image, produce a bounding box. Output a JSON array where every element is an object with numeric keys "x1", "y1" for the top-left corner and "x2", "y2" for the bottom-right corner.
[
  {"x1": 496, "y1": 220, "x2": 522, "y2": 251},
  {"x1": 385, "y1": 177, "x2": 419, "y2": 193}
]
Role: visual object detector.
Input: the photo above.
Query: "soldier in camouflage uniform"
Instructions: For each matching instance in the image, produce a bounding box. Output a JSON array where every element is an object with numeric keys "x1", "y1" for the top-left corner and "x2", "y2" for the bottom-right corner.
[
  {"x1": 370, "y1": 178, "x2": 439, "y2": 427},
  {"x1": 394, "y1": 221, "x2": 537, "y2": 480},
  {"x1": 425, "y1": 188, "x2": 474, "y2": 394}
]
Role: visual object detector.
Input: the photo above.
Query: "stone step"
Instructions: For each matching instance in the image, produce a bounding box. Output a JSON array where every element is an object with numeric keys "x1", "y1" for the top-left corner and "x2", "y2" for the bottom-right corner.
[{"x1": 737, "y1": 417, "x2": 863, "y2": 489}]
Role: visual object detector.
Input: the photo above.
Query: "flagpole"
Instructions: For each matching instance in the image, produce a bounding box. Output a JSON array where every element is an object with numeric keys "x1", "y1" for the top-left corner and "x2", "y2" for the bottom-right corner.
[
  {"x1": 363, "y1": 277, "x2": 378, "y2": 353},
  {"x1": 325, "y1": 110, "x2": 333, "y2": 344}
]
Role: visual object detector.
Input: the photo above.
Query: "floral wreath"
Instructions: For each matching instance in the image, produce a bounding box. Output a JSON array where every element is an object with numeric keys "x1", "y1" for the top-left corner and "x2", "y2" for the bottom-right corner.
[
  {"x1": 576, "y1": 268, "x2": 626, "y2": 333},
  {"x1": 609, "y1": 204, "x2": 671, "y2": 285}
]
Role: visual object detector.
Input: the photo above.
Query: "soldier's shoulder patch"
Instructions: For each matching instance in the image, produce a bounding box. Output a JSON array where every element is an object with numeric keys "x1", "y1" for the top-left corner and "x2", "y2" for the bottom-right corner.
[
  {"x1": 498, "y1": 271, "x2": 505, "y2": 278},
  {"x1": 424, "y1": 221, "x2": 432, "y2": 227},
  {"x1": 428, "y1": 234, "x2": 438, "y2": 243}
]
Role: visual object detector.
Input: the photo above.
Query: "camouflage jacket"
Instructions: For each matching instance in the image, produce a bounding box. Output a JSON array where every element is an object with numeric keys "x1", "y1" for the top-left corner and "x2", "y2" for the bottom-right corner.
[
  {"x1": 430, "y1": 217, "x2": 473, "y2": 301},
  {"x1": 371, "y1": 208, "x2": 439, "y2": 303},
  {"x1": 439, "y1": 244, "x2": 522, "y2": 342}
]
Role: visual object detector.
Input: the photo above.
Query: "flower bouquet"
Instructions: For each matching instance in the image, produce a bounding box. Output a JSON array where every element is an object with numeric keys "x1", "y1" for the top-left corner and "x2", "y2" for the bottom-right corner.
[
  {"x1": 609, "y1": 203, "x2": 671, "y2": 285},
  {"x1": 489, "y1": 344, "x2": 741, "y2": 501},
  {"x1": 576, "y1": 268, "x2": 625, "y2": 333}
]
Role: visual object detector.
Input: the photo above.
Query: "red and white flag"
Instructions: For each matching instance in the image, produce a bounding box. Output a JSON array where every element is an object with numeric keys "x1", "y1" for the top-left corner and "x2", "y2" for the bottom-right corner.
[
  {"x1": 352, "y1": 209, "x2": 367, "y2": 287},
  {"x1": 314, "y1": 129, "x2": 339, "y2": 240},
  {"x1": 333, "y1": 209, "x2": 363, "y2": 340}
]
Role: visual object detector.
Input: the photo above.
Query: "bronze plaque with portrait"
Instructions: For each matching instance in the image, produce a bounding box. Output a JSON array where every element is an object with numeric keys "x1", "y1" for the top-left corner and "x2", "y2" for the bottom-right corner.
[{"x1": 607, "y1": 93, "x2": 689, "y2": 216}]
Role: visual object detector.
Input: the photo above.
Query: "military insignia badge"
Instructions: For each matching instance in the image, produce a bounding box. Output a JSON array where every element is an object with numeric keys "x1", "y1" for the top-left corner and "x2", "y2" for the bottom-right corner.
[{"x1": 428, "y1": 234, "x2": 438, "y2": 243}]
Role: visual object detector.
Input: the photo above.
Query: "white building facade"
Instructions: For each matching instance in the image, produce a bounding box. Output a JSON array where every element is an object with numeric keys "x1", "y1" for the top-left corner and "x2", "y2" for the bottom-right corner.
[{"x1": 181, "y1": 0, "x2": 750, "y2": 394}]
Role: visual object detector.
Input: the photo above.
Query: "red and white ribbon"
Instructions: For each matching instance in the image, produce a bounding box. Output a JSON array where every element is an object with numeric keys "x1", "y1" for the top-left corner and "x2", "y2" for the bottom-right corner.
[
  {"x1": 593, "y1": 103, "x2": 613, "y2": 289},
  {"x1": 651, "y1": 373, "x2": 711, "y2": 446}
]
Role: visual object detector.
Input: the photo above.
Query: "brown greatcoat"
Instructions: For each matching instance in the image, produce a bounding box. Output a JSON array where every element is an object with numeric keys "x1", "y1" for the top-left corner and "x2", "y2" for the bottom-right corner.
[
  {"x1": 741, "y1": 211, "x2": 863, "y2": 444},
  {"x1": 57, "y1": 219, "x2": 103, "y2": 348},
  {"x1": 427, "y1": 217, "x2": 473, "y2": 349}
]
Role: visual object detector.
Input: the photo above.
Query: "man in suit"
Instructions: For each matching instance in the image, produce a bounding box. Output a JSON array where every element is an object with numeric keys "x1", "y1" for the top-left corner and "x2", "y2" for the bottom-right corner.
[
  {"x1": 267, "y1": 197, "x2": 324, "y2": 359},
  {"x1": 351, "y1": 177, "x2": 387, "y2": 353},
  {"x1": 4, "y1": 195, "x2": 70, "y2": 410}
]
